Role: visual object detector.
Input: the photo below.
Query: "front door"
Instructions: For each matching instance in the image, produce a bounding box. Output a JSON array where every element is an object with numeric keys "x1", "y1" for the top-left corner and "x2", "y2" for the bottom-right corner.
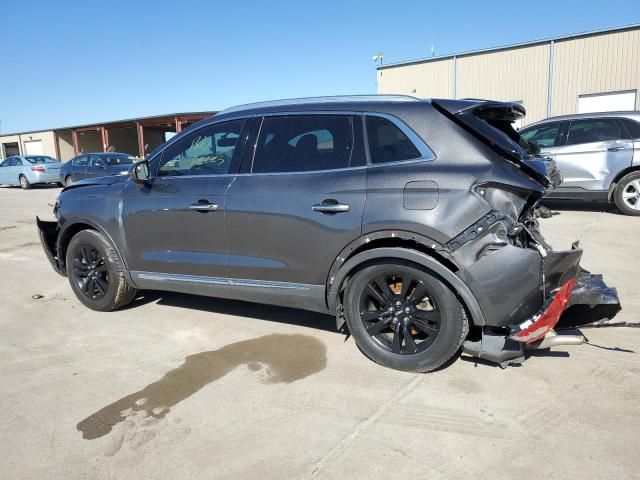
[
  {"x1": 551, "y1": 118, "x2": 633, "y2": 191},
  {"x1": 121, "y1": 118, "x2": 247, "y2": 278},
  {"x1": 225, "y1": 114, "x2": 366, "y2": 288},
  {"x1": 87, "y1": 154, "x2": 107, "y2": 179}
]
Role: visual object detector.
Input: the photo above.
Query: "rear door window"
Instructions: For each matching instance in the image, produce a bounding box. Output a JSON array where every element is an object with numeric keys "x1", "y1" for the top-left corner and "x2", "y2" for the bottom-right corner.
[
  {"x1": 365, "y1": 116, "x2": 421, "y2": 164},
  {"x1": 520, "y1": 122, "x2": 561, "y2": 148},
  {"x1": 566, "y1": 119, "x2": 623, "y2": 145},
  {"x1": 252, "y1": 115, "x2": 353, "y2": 173}
]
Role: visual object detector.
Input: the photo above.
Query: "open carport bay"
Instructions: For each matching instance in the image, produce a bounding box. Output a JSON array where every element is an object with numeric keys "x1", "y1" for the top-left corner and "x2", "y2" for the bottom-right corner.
[{"x1": 0, "y1": 187, "x2": 639, "y2": 480}]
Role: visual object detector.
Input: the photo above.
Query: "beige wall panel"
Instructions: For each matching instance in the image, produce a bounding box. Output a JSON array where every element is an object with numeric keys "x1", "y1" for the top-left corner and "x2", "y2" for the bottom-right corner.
[
  {"x1": 552, "y1": 29, "x2": 640, "y2": 115},
  {"x1": 456, "y1": 44, "x2": 550, "y2": 125},
  {"x1": 378, "y1": 59, "x2": 453, "y2": 98},
  {"x1": 56, "y1": 131, "x2": 75, "y2": 161},
  {"x1": 20, "y1": 131, "x2": 57, "y2": 157},
  {"x1": 0, "y1": 131, "x2": 57, "y2": 159}
]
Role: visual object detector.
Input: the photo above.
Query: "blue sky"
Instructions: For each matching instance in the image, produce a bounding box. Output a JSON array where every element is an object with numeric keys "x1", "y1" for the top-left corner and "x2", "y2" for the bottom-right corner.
[{"x1": 1, "y1": 0, "x2": 638, "y2": 133}]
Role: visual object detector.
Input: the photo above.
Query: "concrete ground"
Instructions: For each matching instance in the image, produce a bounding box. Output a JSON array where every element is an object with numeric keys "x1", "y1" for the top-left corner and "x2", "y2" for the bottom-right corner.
[{"x1": 0, "y1": 186, "x2": 638, "y2": 480}]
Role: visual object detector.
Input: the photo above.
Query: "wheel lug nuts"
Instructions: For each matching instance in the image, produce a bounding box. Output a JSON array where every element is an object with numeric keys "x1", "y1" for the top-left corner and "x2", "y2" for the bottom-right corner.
[
  {"x1": 404, "y1": 307, "x2": 411, "y2": 313},
  {"x1": 404, "y1": 317, "x2": 410, "y2": 322}
]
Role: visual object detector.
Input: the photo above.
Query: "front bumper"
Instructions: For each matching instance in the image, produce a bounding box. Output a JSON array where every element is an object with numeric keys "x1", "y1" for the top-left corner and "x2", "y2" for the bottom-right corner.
[{"x1": 36, "y1": 217, "x2": 66, "y2": 276}]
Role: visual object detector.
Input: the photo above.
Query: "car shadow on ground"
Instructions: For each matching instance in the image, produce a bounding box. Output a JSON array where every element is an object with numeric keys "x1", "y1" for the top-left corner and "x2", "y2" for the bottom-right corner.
[
  {"x1": 542, "y1": 199, "x2": 619, "y2": 214},
  {"x1": 130, "y1": 290, "x2": 337, "y2": 333}
]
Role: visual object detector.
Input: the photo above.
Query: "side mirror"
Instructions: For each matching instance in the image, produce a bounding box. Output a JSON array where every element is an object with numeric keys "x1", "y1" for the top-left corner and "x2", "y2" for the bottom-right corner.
[{"x1": 131, "y1": 160, "x2": 150, "y2": 184}]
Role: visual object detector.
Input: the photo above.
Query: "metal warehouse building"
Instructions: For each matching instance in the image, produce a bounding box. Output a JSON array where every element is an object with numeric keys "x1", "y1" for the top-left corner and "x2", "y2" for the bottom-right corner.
[
  {"x1": 0, "y1": 112, "x2": 214, "y2": 161},
  {"x1": 377, "y1": 24, "x2": 640, "y2": 126}
]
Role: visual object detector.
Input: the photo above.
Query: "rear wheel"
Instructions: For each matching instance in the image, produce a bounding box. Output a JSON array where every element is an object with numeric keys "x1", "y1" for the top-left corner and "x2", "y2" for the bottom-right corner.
[
  {"x1": 344, "y1": 261, "x2": 468, "y2": 372},
  {"x1": 19, "y1": 175, "x2": 32, "y2": 190},
  {"x1": 65, "y1": 229, "x2": 136, "y2": 311},
  {"x1": 614, "y1": 171, "x2": 640, "y2": 216}
]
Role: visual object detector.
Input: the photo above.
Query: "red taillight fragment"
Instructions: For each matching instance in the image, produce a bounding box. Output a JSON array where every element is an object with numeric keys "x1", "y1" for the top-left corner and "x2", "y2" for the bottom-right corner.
[
  {"x1": 31, "y1": 166, "x2": 46, "y2": 172},
  {"x1": 510, "y1": 279, "x2": 576, "y2": 343}
]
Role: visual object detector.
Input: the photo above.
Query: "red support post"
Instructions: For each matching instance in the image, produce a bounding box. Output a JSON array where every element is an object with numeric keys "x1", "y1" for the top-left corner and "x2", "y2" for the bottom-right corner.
[
  {"x1": 71, "y1": 129, "x2": 79, "y2": 156},
  {"x1": 175, "y1": 116, "x2": 182, "y2": 133},
  {"x1": 136, "y1": 122, "x2": 145, "y2": 158},
  {"x1": 101, "y1": 126, "x2": 109, "y2": 152}
]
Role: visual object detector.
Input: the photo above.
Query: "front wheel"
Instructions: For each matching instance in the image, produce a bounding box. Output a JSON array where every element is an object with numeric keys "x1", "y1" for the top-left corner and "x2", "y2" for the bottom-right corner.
[
  {"x1": 613, "y1": 171, "x2": 640, "y2": 216},
  {"x1": 19, "y1": 175, "x2": 32, "y2": 190},
  {"x1": 65, "y1": 175, "x2": 75, "y2": 186},
  {"x1": 344, "y1": 261, "x2": 468, "y2": 372},
  {"x1": 65, "y1": 229, "x2": 136, "y2": 311}
]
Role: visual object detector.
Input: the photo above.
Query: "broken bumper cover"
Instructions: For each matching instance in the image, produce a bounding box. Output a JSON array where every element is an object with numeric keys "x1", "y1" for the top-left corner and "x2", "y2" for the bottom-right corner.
[
  {"x1": 36, "y1": 216, "x2": 65, "y2": 276},
  {"x1": 461, "y1": 243, "x2": 621, "y2": 367}
]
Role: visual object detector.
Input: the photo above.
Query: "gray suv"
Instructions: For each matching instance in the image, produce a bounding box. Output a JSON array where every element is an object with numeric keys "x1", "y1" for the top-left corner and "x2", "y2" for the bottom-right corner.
[
  {"x1": 520, "y1": 112, "x2": 640, "y2": 215},
  {"x1": 37, "y1": 96, "x2": 619, "y2": 372}
]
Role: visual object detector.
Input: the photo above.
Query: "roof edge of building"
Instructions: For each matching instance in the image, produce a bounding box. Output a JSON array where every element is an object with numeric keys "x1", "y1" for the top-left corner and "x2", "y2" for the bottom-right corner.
[
  {"x1": 0, "y1": 111, "x2": 217, "y2": 138},
  {"x1": 377, "y1": 23, "x2": 640, "y2": 70}
]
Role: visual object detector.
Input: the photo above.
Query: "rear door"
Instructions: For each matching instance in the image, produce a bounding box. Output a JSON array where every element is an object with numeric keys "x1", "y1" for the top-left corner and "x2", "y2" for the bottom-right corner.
[
  {"x1": 552, "y1": 118, "x2": 633, "y2": 191},
  {"x1": 225, "y1": 113, "x2": 366, "y2": 289}
]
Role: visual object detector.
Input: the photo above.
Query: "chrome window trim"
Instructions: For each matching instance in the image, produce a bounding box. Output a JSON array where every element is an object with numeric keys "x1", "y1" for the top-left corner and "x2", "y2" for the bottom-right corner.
[{"x1": 149, "y1": 110, "x2": 436, "y2": 180}]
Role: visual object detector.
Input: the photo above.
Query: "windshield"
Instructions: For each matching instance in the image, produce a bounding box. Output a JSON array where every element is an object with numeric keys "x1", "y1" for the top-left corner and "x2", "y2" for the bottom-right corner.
[
  {"x1": 25, "y1": 156, "x2": 58, "y2": 164},
  {"x1": 104, "y1": 154, "x2": 134, "y2": 166}
]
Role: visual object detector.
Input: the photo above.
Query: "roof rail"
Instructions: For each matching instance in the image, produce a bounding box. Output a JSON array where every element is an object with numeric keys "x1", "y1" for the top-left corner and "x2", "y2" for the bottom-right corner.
[{"x1": 217, "y1": 95, "x2": 421, "y2": 115}]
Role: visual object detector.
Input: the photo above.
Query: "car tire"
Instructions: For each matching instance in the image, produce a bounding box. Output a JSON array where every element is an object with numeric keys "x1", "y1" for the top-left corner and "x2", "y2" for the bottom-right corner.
[
  {"x1": 344, "y1": 260, "x2": 468, "y2": 372},
  {"x1": 19, "y1": 175, "x2": 32, "y2": 190},
  {"x1": 65, "y1": 229, "x2": 137, "y2": 311},
  {"x1": 613, "y1": 171, "x2": 640, "y2": 216},
  {"x1": 65, "y1": 175, "x2": 75, "y2": 186}
]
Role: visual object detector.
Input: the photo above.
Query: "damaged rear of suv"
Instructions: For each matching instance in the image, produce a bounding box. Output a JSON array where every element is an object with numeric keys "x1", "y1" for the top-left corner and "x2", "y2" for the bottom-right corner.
[{"x1": 37, "y1": 95, "x2": 620, "y2": 372}]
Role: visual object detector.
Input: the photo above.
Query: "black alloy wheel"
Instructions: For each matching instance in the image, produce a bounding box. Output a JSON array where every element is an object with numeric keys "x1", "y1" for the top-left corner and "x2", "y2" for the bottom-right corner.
[
  {"x1": 344, "y1": 261, "x2": 468, "y2": 372},
  {"x1": 359, "y1": 273, "x2": 441, "y2": 355},
  {"x1": 72, "y1": 244, "x2": 110, "y2": 300}
]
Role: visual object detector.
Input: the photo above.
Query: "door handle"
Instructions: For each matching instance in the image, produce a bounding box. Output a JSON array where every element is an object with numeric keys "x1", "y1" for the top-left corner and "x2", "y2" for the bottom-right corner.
[
  {"x1": 607, "y1": 146, "x2": 625, "y2": 152},
  {"x1": 190, "y1": 202, "x2": 218, "y2": 211},
  {"x1": 312, "y1": 201, "x2": 350, "y2": 214}
]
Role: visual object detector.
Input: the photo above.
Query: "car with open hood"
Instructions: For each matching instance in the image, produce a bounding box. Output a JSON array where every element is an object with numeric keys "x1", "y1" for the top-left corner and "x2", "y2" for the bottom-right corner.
[{"x1": 37, "y1": 95, "x2": 620, "y2": 371}]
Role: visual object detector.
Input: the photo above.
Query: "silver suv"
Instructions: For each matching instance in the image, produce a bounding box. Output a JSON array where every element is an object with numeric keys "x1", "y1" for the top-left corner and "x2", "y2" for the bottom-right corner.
[{"x1": 520, "y1": 112, "x2": 640, "y2": 215}]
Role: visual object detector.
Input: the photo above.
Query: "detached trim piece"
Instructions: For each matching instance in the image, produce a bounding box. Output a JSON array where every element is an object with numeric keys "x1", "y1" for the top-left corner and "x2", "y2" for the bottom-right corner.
[{"x1": 445, "y1": 210, "x2": 505, "y2": 252}]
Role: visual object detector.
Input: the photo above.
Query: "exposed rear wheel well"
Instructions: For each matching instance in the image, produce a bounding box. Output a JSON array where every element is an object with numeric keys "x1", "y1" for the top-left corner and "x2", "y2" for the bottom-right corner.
[
  {"x1": 339, "y1": 236, "x2": 458, "y2": 273},
  {"x1": 609, "y1": 166, "x2": 640, "y2": 200}
]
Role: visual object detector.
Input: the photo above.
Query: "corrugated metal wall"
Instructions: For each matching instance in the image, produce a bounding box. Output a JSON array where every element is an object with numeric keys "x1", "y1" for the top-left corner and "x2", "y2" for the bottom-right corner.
[
  {"x1": 377, "y1": 26, "x2": 640, "y2": 125},
  {"x1": 456, "y1": 44, "x2": 549, "y2": 124},
  {"x1": 552, "y1": 29, "x2": 640, "y2": 116},
  {"x1": 378, "y1": 58, "x2": 453, "y2": 99}
]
